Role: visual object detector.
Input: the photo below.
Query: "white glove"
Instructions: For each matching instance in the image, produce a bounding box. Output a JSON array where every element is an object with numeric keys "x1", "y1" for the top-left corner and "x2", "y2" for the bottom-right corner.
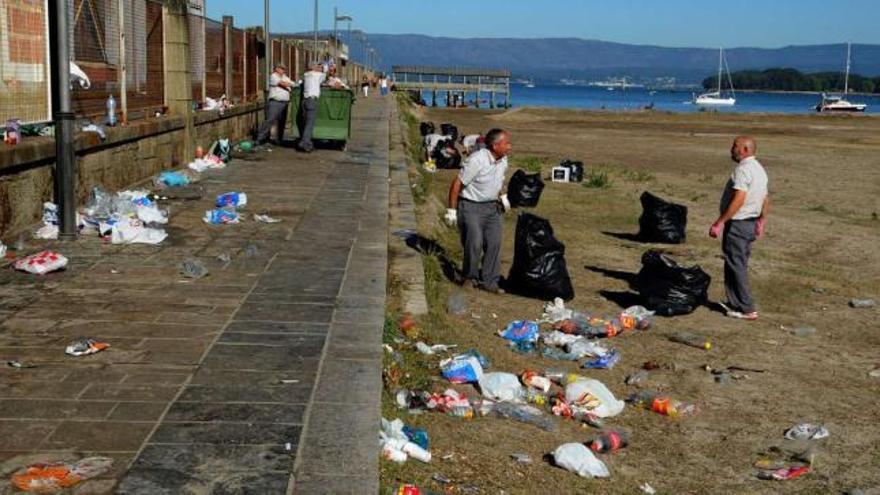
[
  {"x1": 500, "y1": 194, "x2": 511, "y2": 212},
  {"x1": 444, "y1": 208, "x2": 458, "y2": 227}
]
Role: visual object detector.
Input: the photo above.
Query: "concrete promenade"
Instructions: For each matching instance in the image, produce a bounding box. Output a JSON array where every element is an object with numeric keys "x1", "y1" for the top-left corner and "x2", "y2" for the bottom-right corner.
[{"x1": 0, "y1": 97, "x2": 390, "y2": 494}]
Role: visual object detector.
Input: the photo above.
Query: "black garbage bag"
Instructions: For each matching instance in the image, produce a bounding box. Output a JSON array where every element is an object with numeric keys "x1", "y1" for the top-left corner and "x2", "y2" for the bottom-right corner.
[
  {"x1": 420, "y1": 121, "x2": 435, "y2": 136},
  {"x1": 638, "y1": 191, "x2": 688, "y2": 244},
  {"x1": 506, "y1": 170, "x2": 545, "y2": 208},
  {"x1": 636, "y1": 250, "x2": 710, "y2": 316},
  {"x1": 559, "y1": 159, "x2": 584, "y2": 183},
  {"x1": 432, "y1": 139, "x2": 462, "y2": 169},
  {"x1": 440, "y1": 123, "x2": 459, "y2": 141},
  {"x1": 506, "y1": 213, "x2": 575, "y2": 301}
]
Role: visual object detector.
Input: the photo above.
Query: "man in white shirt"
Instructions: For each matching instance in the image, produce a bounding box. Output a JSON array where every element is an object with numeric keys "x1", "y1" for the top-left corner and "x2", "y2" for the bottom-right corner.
[
  {"x1": 256, "y1": 64, "x2": 295, "y2": 145},
  {"x1": 324, "y1": 65, "x2": 349, "y2": 89},
  {"x1": 709, "y1": 136, "x2": 770, "y2": 320},
  {"x1": 445, "y1": 128, "x2": 512, "y2": 293},
  {"x1": 298, "y1": 61, "x2": 326, "y2": 152}
]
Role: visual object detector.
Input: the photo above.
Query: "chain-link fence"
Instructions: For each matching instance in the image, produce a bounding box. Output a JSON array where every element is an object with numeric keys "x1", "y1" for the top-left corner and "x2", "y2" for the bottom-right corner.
[{"x1": 0, "y1": 0, "x2": 52, "y2": 125}]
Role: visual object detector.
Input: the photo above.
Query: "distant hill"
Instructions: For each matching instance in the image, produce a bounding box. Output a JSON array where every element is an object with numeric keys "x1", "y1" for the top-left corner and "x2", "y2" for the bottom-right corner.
[{"x1": 337, "y1": 34, "x2": 880, "y2": 84}]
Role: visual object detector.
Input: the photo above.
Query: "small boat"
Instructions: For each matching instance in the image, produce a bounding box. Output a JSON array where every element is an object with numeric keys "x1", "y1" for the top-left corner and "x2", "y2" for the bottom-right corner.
[
  {"x1": 525, "y1": 81, "x2": 535, "y2": 88},
  {"x1": 816, "y1": 43, "x2": 867, "y2": 113},
  {"x1": 694, "y1": 47, "x2": 736, "y2": 107}
]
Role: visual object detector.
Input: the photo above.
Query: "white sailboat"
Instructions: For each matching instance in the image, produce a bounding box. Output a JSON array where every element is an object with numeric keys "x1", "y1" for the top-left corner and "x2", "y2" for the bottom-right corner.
[
  {"x1": 694, "y1": 48, "x2": 736, "y2": 107},
  {"x1": 816, "y1": 43, "x2": 867, "y2": 113}
]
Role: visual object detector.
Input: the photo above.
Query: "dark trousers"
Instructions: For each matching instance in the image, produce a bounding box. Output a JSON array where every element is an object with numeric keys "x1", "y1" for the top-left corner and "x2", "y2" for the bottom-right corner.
[
  {"x1": 722, "y1": 219, "x2": 758, "y2": 313},
  {"x1": 298, "y1": 97, "x2": 319, "y2": 150},
  {"x1": 458, "y1": 199, "x2": 503, "y2": 289},
  {"x1": 256, "y1": 99, "x2": 289, "y2": 144}
]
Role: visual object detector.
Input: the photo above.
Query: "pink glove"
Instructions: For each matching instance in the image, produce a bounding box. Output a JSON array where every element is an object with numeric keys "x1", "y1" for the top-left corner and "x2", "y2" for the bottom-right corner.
[
  {"x1": 755, "y1": 217, "x2": 766, "y2": 239},
  {"x1": 709, "y1": 221, "x2": 724, "y2": 239}
]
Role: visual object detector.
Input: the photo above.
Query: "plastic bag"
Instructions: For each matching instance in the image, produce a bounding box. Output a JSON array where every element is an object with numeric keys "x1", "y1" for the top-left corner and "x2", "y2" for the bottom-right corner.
[
  {"x1": 636, "y1": 250, "x2": 711, "y2": 316},
  {"x1": 203, "y1": 209, "x2": 240, "y2": 224},
  {"x1": 564, "y1": 377, "x2": 625, "y2": 418},
  {"x1": 638, "y1": 192, "x2": 688, "y2": 244},
  {"x1": 507, "y1": 170, "x2": 545, "y2": 208},
  {"x1": 567, "y1": 340, "x2": 609, "y2": 359},
  {"x1": 499, "y1": 320, "x2": 539, "y2": 343},
  {"x1": 480, "y1": 401, "x2": 556, "y2": 431},
  {"x1": 552, "y1": 443, "x2": 610, "y2": 478},
  {"x1": 157, "y1": 171, "x2": 191, "y2": 187},
  {"x1": 14, "y1": 251, "x2": 68, "y2": 275},
  {"x1": 440, "y1": 354, "x2": 484, "y2": 383},
  {"x1": 432, "y1": 139, "x2": 461, "y2": 169},
  {"x1": 216, "y1": 192, "x2": 247, "y2": 208},
  {"x1": 111, "y1": 219, "x2": 167, "y2": 245},
  {"x1": 506, "y1": 213, "x2": 574, "y2": 301},
  {"x1": 479, "y1": 372, "x2": 523, "y2": 402},
  {"x1": 11, "y1": 456, "x2": 113, "y2": 492},
  {"x1": 419, "y1": 122, "x2": 435, "y2": 136},
  {"x1": 542, "y1": 297, "x2": 573, "y2": 323}
]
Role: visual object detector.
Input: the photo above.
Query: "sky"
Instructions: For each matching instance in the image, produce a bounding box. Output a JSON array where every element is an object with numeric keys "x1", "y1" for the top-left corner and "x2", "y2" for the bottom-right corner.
[{"x1": 206, "y1": 0, "x2": 880, "y2": 48}]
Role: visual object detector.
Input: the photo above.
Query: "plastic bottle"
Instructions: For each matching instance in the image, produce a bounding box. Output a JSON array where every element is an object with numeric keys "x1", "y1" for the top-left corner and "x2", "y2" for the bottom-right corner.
[
  {"x1": 590, "y1": 429, "x2": 629, "y2": 453},
  {"x1": 849, "y1": 298, "x2": 876, "y2": 308},
  {"x1": 401, "y1": 425, "x2": 429, "y2": 450},
  {"x1": 107, "y1": 94, "x2": 117, "y2": 126},
  {"x1": 669, "y1": 331, "x2": 711, "y2": 350},
  {"x1": 448, "y1": 404, "x2": 474, "y2": 419},
  {"x1": 627, "y1": 391, "x2": 697, "y2": 417},
  {"x1": 519, "y1": 388, "x2": 548, "y2": 406}
]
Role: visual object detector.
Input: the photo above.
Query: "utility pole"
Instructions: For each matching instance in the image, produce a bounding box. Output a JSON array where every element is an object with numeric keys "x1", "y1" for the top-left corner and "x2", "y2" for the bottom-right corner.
[
  {"x1": 264, "y1": 0, "x2": 270, "y2": 94},
  {"x1": 54, "y1": 0, "x2": 76, "y2": 240},
  {"x1": 313, "y1": 0, "x2": 319, "y2": 60},
  {"x1": 334, "y1": 9, "x2": 352, "y2": 66}
]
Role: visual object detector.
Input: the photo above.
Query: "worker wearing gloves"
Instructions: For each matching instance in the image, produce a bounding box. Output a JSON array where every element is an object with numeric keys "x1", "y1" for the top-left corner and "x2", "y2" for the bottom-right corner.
[{"x1": 446, "y1": 128, "x2": 512, "y2": 294}]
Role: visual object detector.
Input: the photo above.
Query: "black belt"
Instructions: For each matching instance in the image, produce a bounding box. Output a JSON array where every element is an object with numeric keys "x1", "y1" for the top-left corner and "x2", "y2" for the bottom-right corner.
[{"x1": 459, "y1": 197, "x2": 499, "y2": 205}]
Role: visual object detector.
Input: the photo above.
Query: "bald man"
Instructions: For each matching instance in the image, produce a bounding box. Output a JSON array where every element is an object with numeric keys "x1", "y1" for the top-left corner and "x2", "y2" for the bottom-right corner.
[{"x1": 710, "y1": 136, "x2": 770, "y2": 320}]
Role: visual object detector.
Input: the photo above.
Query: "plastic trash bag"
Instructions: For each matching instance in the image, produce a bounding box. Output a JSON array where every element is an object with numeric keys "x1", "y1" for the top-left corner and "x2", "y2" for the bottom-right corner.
[
  {"x1": 564, "y1": 377, "x2": 625, "y2": 418},
  {"x1": 506, "y1": 170, "x2": 545, "y2": 208},
  {"x1": 216, "y1": 192, "x2": 247, "y2": 208},
  {"x1": 506, "y1": 213, "x2": 575, "y2": 301},
  {"x1": 203, "y1": 209, "x2": 240, "y2": 224},
  {"x1": 638, "y1": 192, "x2": 688, "y2": 244},
  {"x1": 636, "y1": 250, "x2": 711, "y2": 316},
  {"x1": 419, "y1": 122, "x2": 435, "y2": 136},
  {"x1": 65, "y1": 338, "x2": 110, "y2": 356},
  {"x1": 499, "y1": 320, "x2": 539, "y2": 343},
  {"x1": 440, "y1": 354, "x2": 484, "y2": 384},
  {"x1": 479, "y1": 372, "x2": 523, "y2": 402},
  {"x1": 110, "y1": 219, "x2": 167, "y2": 245},
  {"x1": 567, "y1": 340, "x2": 610, "y2": 359},
  {"x1": 157, "y1": 171, "x2": 191, "y2": 187},
  {"x1": 552, "y1": 443, "x2": 610, "y2": 478},
  {"x1": 13, "y1": 251, "x2": 68, "y2": 275},
  {"x1": 432, "y1": 139, "x2": 461, "y2": 169}
]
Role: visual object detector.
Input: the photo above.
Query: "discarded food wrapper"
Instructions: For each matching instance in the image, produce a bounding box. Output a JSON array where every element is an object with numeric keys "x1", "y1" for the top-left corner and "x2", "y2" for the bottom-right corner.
[
  {"x1": 14, "y1": 251, "x2": 68, "y2": 275},
  {"x1": 542, "y1": 297, "x2": 573, "y2": 322},
  {"x1": 499, "y1": 320, "x2": 539, "y2": 343},
  {"x1": 65, "y1": 338, "x2": 110, "y2": 357},
  {"x1": 552, "y1": 442, "x2": 610, "y2": 478},
  {"x1": 640, "y1": 482, "x2": 657, "y2": 494},
  {"x1": 253, "y1": 213, "x2": 282, "y2": 223},
  {"x1": 414, "y1": 341, "x2": 456, "y2": 355},
  {"x1": 440, "y1": 354, "x2": 484, "y2": 383},
  {"x1": 510, "y1": 453, "x2": 532, "y2": 464},
  {"x1": 784, "y1": 423, "x2": 829, "y2": 441},
  {"x1": 217, "y1": 252, "x2": 232, "y2": 263},
  {"x1": 564, "y1": 377, "x2": 625, "y2": 418},
  {"x1": 758, "y1": 465, "x2": 810, "y2": 481},
  {"x1": 216, "y1": 192, "x2": 247, "y2": 208},
  {"x1": 203, "y1": 209, "x2": 240, "y2": 224},
  {"x1": 11, "y1": 456, "x2": 114, "y2": 493}
]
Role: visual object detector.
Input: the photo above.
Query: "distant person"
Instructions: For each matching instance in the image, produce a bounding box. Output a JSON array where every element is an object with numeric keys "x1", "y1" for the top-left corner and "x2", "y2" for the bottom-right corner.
[
  {"x1": 709, "y1": 136, "x2": 770, "y2": 321},
  {"x1": 256, "y1": 64, "x2": 295, "y2": 146},
  {"x1": 379, "y1": 75, "x2": 389, "y2": 96},
  {"x1": 297, "y1": 61, "x2": 326, "y2": 153},
  {"x1": 361, "y1": 76, "x2": 370, "y2": 98},
  {"x1": 324, "y1": 65, "x2": 349, "y2": 89},
  {"x1": 460, "y1": 133, "x2": 485, "y2": 154},
  {"x1": 445, "y1": 128, "x2": 512, "y2": 294}
]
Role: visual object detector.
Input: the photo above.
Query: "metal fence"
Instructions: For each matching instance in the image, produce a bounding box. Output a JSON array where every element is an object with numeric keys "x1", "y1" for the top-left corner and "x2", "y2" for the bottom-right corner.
[{"x1": 0, "y1": 0, "x2": 52, "y2": 125}]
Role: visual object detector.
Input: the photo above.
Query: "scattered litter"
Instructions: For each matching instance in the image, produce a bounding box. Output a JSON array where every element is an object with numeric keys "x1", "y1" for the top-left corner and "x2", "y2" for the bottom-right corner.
[
  {"x1": 791, "y1": 327, "x2": 817, "y2": 337},
  {"x1": 479, "y1": 372, "x2": 523, "y2": 402},
  {"x1": 187, "y1": 155, "x2": 225, "y2": 172},
  {"x1": 380, "y1": 418, "x2": 432, "y2": 464},
  {"x1": 568, "y1": 340, "x2": 610, "y2": 359},
  {"x1": 510, "y1": 453, "x2": 532, "y2": 464},
  {"x1": 499, "y1": 320, "x2": 539, "y2": 343},
  {"x1": 11, "y1": 456, "x2": 113, "y2": 493},
  {"x1": 156, "y1": 171, "x2": 191, "y2": 187},
  {"x1": 284, "y1": 442, "x2": 293, "y2": 451},
  {"x1": 869, "y1": 367, "x2": 880, "y2": 378},
  {"x1": 552, "y1": 443, "x2": 610, "y2": 478},
  {"x1": 561, "y1": 376, "x2": 625, "y2": 418},
  {"x1": 446, "y1": 291, "x2": 469, "y2": 315},
  {"x1": 203, "y1": 209, "x2": 240, "y2": 224},
  {"x1": 13, "y1": 251, "x2": 68, "y2": 275},
  {"x1": 216, "y1": 253, "x2": 232, "y2": 263},
  {"x1": 440, "y1": 354, "x2": 484, "y2": 384},
  {"x1": 506, "y1": 214, "x2": 574, "y2": 300},
  {"x1": 111, "y1": 218, "x2": 167, "y2": 245},
  {"x1": 432, "y1": 473, "x2": 451, "y2": 485},
  {"x1": 109, "y1": 268, "x2": 120, "y2": 274},
  {"x1": 784, "y1": 423, "x2": 829, "y2": 441},
  {"x1": 479, "y1": 400, "x2": 556, "y2": 430},
  {"x1": 34, "y1": 224, "x2": 59, "y2": 240},
  {"x1": 542, "y1": 297, "x2": 573, "y2": 323},
  {"x1": 279, "y1": 379, "x2": 299, "y2": 384},
  {"x1": 7, "y1": 360, "x2": 36, "y2": 369},
  {"x1": 82, "y1": 124, "x2": 106, "y2": 140},
  {"x1": 521, "y1": 370, "x2": 551, "y2": 392},
  {"x1": 216, "y1": 191, "x2": 247, "y2": 208},
  {"x1": 590, "y1": 429, "x2": 629, "y2": 453},
  {"x1": 398, "y1": 314, "x2": 419, "y2": 339},
  {"x1": 626, "y1": 370, "x2": 649, "y2": 386},
  {"x1": 669, "y1": 331, "x2": 712, "y2": 350},
  {"x1": 65, "y1": 338, "x2": 109, "y2": 357},
  {"x1": 253, "y1": 213, "x2": 281, "y2": 223},
  {"x1": 181, "y1": 259, "x2": 209, "y2": 279},
  {"x1": 582, "y1": 348, "x2": 621, "y2": 369},
  {"x1": 627, "y1": 390, "x2": 697, "y2": 417},
  {"x1": 849, "y1": 298, "x2": 876, "y2": 308},
  {"x1": 640, "y1": 482, "x2": 657, "y2": 494},
  {"x1": 414, "y1": 342, "x2": 457, "y2": 355},
  {"x1": 757, "y1": 465, "x2": 810, "y2": 481}
]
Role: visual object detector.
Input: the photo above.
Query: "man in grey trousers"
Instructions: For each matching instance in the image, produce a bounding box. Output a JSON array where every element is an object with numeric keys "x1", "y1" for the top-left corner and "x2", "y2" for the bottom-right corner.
[
  {"x1": 710, "y1": 136, "x2": 770, "y2": 321},
  {"x1": 256, "y1": 64, "x2": 294, "y2": 145},
  {"x1": 297, "y1": 61, "x2": 325, "y2": 153},
  {"x1": 446, "y1": 129, "x2": 512, "y2": 294}
]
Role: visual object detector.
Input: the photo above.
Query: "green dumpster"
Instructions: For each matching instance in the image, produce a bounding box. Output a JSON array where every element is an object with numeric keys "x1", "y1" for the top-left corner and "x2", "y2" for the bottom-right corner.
[{"x1": 287, "y1": 87, "x2": 355, "y2": 149}]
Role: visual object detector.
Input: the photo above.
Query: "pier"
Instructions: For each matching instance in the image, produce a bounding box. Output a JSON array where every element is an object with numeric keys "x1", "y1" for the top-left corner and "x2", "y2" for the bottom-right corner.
[{"x1": 391, "y1": 66, "x2": 511, "y2": 108}]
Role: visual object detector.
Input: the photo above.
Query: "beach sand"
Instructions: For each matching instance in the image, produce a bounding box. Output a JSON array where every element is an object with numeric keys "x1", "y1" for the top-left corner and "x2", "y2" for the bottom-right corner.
[{"x1": 382, "y1": 102, "x2": 880, "y2": 494}]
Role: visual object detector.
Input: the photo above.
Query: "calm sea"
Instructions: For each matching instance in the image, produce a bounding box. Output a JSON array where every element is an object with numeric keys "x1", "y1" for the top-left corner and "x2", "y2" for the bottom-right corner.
[{"x1": 426, "y1": 84, "x2": 880, "y2": 115}]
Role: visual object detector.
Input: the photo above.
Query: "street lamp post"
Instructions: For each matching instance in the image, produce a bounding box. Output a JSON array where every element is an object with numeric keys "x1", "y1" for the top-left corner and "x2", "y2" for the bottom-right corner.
[
  {"x1": 333, "y1": 8, "x2": 352, "y2": 65},
  {"x1": 264, "y1": 0, "x2": 270, "y2": 95},
  {"x1": 312, "y1": 0, "x2": 318, "y2": 60}
]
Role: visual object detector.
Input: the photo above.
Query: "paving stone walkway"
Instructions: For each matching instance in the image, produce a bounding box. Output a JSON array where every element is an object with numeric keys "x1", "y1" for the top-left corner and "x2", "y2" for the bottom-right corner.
[{"x1": 0, "y1": 97, "x2": 389, "y2": 494}]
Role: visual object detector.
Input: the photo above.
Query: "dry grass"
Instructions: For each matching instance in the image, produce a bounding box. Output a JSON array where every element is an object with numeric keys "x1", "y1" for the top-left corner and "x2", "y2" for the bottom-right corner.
[{"x1": 381, "y1": 104, "x2": 880, "y2": 494}]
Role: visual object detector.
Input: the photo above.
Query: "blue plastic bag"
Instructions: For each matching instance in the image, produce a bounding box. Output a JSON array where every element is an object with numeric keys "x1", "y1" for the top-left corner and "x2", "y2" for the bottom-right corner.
[
  {"x1": 441, "y1": 354, "x2": 484, "y2": 384},
  {"x1": 499, "y1": 320, "x2": 539, "y2": 343},
  {"x1": 159, "y1": 171, "x2": 190, "y2": 187},
  {"x1": 582, "y1": 349, "x2": 621, "y2": 369},
  {"x1": 203, "y1": 209, "x2": 240, "y2": 224},
  {"x1": 215, "y1": 192, "x2": 247, "y2": 208}
]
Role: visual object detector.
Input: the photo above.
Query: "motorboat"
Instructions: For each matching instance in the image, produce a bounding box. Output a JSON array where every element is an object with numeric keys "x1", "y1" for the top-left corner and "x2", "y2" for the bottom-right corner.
[{"x1": 816, "y1": 43, "x2": 867, "y2": 113}]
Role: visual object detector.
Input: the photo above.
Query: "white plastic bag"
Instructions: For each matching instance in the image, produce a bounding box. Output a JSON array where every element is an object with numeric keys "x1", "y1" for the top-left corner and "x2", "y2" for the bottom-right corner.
[
  {"x1": 542, "y1": 297, "x2": 573, "y2": 322},
  {"x1": 111, "y1": 219, "x2": 167, "y2": 245},
  {"x1": 553, "y1": 443, "x2": 609, "y2": 478},
  {"x1": 13, "y1": 250, "x2": 68, "y2": 275},
  {"x1": 479, "y1": 372, "x2": 523, "y2": 402},
  {"x1": 564, "y1": 377, "x2": 625, "y2": 418},
  {"x1": 567, "y1": 340, "x2": 610, "y2": 359}
]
